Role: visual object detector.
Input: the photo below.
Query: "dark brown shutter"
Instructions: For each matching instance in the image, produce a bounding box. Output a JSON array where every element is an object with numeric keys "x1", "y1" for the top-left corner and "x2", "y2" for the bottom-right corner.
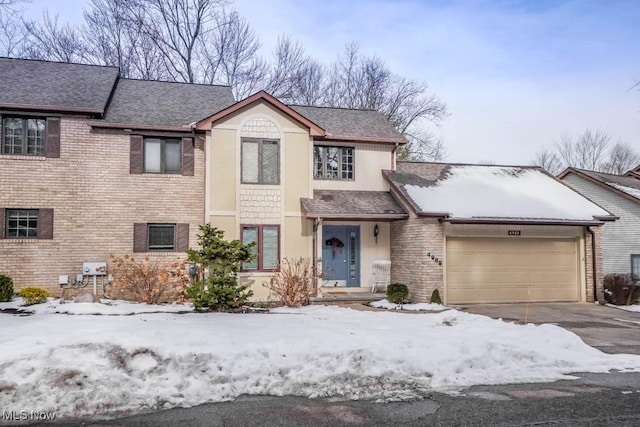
[
  {"x1": 130, "y1": 135, "x2": 144, "y2": 174},
  {"x1": 133, "y1": 223, "x2": 147, "y2": 252},
  {"x1": 176, "y1": 223, "x2": 190, "y2": 251},
  {"x1": 0, "y1": 208, "x2": 4, "y2": 239},
  {"x1": 182, "y1": 137, "x2": 194, "y2": 176},
  {"x1": 37, "y1": 209, "x2": 54, "y2": 239},
  {"x1": 45, "y1": 118, "x2": 61, "y2": 158}
]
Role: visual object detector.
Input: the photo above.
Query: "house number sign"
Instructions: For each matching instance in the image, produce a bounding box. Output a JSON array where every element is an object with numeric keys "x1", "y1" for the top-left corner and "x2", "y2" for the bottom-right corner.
[{"x1": 507, "y1": 230, "x2": 521, "y2": 236}]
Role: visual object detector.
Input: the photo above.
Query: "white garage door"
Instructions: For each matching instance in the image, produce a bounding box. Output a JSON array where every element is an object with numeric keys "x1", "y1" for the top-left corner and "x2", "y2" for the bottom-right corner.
[{"x1": 446, "y1": 237, "x2": 579, "y2": 304}]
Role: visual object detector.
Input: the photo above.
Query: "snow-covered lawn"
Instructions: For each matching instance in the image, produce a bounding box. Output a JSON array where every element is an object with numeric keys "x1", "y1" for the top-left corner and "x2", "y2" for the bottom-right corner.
[
  {"x1": 0, "y1": 297, "x2": 194, "y2": 315},
  {"x1": 2, "y1": 300, "x2": 640, "y2": 420}
]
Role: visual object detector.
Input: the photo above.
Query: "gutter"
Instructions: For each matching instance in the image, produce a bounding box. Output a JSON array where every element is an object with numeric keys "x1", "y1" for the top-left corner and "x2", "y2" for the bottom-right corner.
[
  {"x1": 586, "y1": 226, "x2": 599, "y2": 303},
  {"x1": 442, "y1": 218, "x2": 604, "y2": 227}
]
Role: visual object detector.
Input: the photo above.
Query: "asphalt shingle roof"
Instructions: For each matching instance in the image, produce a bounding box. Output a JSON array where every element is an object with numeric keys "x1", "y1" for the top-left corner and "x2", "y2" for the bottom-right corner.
[
  {"x1": 569, "y1": 168, "x2": 640, "y2": 202},
  {"x1": 102, "y1": 78, "x2": 235, "y2": 128},
  {"x1": 300, "y1": 190, "x2": 407, "y2": 219},
  {"x1": 291, "y1": 105, "x2": 406, "y2": 143},
  {"x1": 0, "y1": 57, "x2": 119, "y2": 113}
]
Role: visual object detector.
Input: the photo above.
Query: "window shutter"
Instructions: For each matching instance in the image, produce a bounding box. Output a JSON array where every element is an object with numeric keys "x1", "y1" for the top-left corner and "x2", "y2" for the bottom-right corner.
[
  {"x1": 37, "y1": 208, "x2": 54, "y2": 239},
  {"x1": 176, "y1": 223, "x2": 190, "y2": 251},
  {"x1": 0, "y1": 208, "x2": 4, "y2": 239},
  {"x1": 133, "y1": 223, "x2": 147, "y2": 252},
  {"x1": 130, "y1": 135, "x2": 144, "y2": 174},
  {"x1": 182, "y1": 137, "x2": 194, "y2": 176},
  {"x1": 45, "y1": 118, "x2": 61, "y2": 158}
]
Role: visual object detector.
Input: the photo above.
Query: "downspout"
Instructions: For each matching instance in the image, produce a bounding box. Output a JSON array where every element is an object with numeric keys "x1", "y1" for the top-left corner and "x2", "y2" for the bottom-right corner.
[
  {"x1": 586, "y1": 226, "x2": 598, "y2": 303},
  {"x1": 391, "y1": 143, "x2": 399, "y2": 170}
]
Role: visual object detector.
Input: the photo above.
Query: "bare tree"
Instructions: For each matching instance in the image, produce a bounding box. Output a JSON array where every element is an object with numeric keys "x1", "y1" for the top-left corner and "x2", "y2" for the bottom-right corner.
[
  {"x1": 533, "y1": 128, "x2": 640, "y2": 175},
  {"x1": 532, "y1": 147, "x2": 562, "y2": 175},
  {"x1": 128, "y1": 0, "x2": 225, "y2": 83},
  {"x1": 602, "y1": 141, "x2": 640, "y2": 174},
  {"x1": 82, "y1": 0, "x2": 165, "y2": 79},
  {"x1": 0, "y1": 0, "x2": 27, "y2": 56},
  {"x1": 203, "y1": 9, "x2": 264, "y2": 97},
  {"x1": 23, "y1": 11, "x2": 86, "y2": 62}
]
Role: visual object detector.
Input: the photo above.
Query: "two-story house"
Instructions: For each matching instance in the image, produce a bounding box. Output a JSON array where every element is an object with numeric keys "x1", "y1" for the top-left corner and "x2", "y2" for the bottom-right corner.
[
  {"x1": 1, "y1": 57, "x2": 615, "y2": 305},
  {"x1": 194, "y1": 91, "x2": 408, "y2": 300},
  {"x1": 0, "y1": 58, "x2": 234, "y2": 293},
  {"x1": 559, "y1": 167, "x2": 640, "y2": 279}
]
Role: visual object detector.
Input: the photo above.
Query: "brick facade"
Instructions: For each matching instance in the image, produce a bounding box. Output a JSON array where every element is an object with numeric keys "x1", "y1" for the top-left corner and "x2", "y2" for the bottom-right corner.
[
  {"x1": 0, "y1": 116, "x2": 204, "y2": 294},
  {"x1": 585, "y1": 226, "x2": 604, "y2": 303},
  {"x1": 390, "y1": 217, "x2": 444, "y2": 303}
]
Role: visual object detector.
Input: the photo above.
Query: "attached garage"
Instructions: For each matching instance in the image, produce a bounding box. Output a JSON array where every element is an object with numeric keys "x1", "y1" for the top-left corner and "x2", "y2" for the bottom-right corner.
[
  {"x1": 446, "y1": 237, "x2": 580, "y2": 304},
  {"x1": 385, "y1": 162, "x2": 617, "y2": 304}
]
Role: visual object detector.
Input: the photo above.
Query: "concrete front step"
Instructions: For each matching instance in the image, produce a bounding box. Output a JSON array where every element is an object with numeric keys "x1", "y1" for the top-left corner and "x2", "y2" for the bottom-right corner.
[{"x1": 310, "y1": 292, "x2": 386, "y2": 305}]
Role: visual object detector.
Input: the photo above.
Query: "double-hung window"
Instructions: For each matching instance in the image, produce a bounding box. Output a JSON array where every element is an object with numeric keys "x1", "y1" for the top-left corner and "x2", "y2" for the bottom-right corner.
[
  {"x1": 144, "y1": 138, "x2": 181, "y2": 173},
  {"x1": 1, "y1": 117, "x2": 46, "y2": 156},
  {"x1": 241, "y1": 225, "x2": 279, "y2": 271},
  {"x1": 241, "y1": 138, "x2": 279, "y2": 184},
  {"x1": 313, "y1": 146, "x2": 354, "y2": 180}
]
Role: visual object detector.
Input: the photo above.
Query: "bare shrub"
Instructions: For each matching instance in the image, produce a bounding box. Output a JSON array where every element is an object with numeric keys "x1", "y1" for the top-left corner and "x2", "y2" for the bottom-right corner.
[
  {"x1": 265, "y1": 257, "x2": 316, "y2": 307},
  {"x1": 110, "y1": 255, "x2": 190, "y2": 304}
]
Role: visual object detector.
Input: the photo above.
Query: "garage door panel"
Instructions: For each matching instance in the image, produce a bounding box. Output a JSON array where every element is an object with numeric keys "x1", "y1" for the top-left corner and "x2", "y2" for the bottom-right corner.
[{"x1": 446, "y1": 237, "x2": 579, "y2": 304}]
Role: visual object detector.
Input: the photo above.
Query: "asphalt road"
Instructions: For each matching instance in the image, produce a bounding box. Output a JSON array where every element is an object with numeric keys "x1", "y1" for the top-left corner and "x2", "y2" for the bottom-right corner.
[{"x1": 31, "y1": 372, "x2": 640, "y2": 427}]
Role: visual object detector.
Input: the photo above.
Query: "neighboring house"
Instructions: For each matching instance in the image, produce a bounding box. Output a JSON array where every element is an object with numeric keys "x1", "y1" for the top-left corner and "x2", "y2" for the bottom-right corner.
[
  {"x1": 0, "y1": 57, "x2": 234, "y2": 293},
  {"x1": 0, "y1": 57, "x2": 614, "y2": 305},
  {"x1": 384, "y1": 162, "x2": 615, "y2": 304},
  {"x1": 558, "y1": 167, "x2": 640, "y2": 279}
]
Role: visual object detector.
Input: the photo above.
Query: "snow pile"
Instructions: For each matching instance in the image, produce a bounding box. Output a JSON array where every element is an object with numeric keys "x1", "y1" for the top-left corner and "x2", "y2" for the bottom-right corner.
[
  {"x1": 1, "y1": 305, "x2": 640, "y2": 419},
  {"x1": 607, "y1": 303, "x2": 640, "y2": 313},
  {"x1": 370, "y1": 299, "x2": 447, "y2": 312},
  {"x1": 0, "y1": 298, "x2": 193, "y2": 315},
  {"x1": 404, "y1": 165, "x2": 610, "y2": 220}
]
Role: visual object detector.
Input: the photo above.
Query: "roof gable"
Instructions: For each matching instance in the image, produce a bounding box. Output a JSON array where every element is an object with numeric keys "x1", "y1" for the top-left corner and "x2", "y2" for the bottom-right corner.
[
  {"x1": 386, "y1": 162, "x2": 613, "y2": 224},
  {"x1": 195, "y1": 91, "x2": 325, "y2": 136},
  {"x1": 559, "y1": 167, "x2": 640, "y2": 205},
  {"x1": 0, "y1": 57, "x2": 119, "y2": 114}
]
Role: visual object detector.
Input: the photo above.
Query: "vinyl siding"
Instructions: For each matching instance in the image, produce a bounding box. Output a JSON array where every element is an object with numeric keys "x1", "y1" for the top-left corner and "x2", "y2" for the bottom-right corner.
[{"x1": 561, "y1": 173, "x2": 640, "y2": 275}]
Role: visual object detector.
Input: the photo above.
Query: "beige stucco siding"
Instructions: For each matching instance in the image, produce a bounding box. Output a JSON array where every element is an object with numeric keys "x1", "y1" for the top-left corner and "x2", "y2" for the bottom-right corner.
[
  {"x1": 312, "y1": 142, "x2": 394, "y2": 191},
  {"x1": 208, "y1": 128, "x2": 237, "y2": 214}
]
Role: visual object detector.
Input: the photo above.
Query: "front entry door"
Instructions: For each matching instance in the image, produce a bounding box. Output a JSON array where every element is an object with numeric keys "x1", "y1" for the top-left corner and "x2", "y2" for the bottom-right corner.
[{"x1": 322, "y1": 225, "x2": 360, "y2": 287}]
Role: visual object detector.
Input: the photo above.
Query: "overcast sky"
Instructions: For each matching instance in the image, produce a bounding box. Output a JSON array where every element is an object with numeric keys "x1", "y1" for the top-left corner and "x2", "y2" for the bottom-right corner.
[{"x1": 23, "y1": 0, "x2": 640, "y2": 165}]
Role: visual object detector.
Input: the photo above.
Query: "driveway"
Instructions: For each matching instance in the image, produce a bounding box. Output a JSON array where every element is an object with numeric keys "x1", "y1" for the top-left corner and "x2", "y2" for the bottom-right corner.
[{"x1": 458, "y1": 302, "x2": 640, "y2": 355}]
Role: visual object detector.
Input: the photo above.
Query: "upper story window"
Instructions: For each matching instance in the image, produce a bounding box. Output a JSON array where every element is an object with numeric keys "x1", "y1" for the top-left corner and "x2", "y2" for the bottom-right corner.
[
  {"x1": 1, "y1": 117, "x2": 46, "y2": 156},
  {"x1": 241, "y1": 138, "x2": 280, "y2": 185},
  {"x1": 144, "y1": 138, "x2": 181, "y2": 174},
  {"x1": 314, "y1": 146, "x2": 354, "y2": 180}
]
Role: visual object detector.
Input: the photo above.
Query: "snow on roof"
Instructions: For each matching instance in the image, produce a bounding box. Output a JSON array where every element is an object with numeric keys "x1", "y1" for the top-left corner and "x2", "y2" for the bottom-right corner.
[
  {"x1": 608, "y1": 182, "x2": 640, "y2": 200},
  {"x1": 400, "y1": 165, "x2": 611, "y2": 221}
]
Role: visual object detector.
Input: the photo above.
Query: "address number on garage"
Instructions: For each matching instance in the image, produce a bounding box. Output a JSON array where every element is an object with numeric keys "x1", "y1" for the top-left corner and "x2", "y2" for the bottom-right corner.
[{"x1": 507, "y1": 230, "x2": 521, "y2": 236}]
